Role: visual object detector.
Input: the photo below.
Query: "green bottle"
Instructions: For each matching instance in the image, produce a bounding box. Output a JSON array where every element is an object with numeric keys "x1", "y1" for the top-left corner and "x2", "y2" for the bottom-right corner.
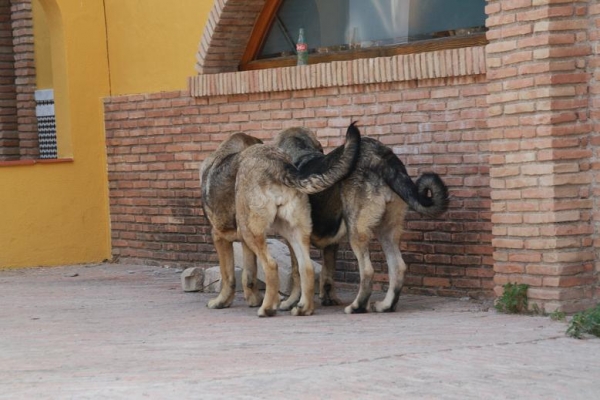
[{"x1": 296, "y1": 28, "x2": 308, "y2": 65}]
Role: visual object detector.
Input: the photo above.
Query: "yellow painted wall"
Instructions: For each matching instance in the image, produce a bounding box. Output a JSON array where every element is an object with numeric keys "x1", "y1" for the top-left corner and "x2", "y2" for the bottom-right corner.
[
  {"x1": 34, "y1": 0, "x2": 212, "y2": 95},
  {"x1": 2, "y1": 0, "x2": 212, "y2": 268},
  {"x1": 104, "y1": 0, "x2": 211, "y2": 95},
  {"x1": 33, "y1": 0, "x2": 53, "y2": 89},
  {"x1": 0, "y1": 0, "x2": 111, "y2": 267}
]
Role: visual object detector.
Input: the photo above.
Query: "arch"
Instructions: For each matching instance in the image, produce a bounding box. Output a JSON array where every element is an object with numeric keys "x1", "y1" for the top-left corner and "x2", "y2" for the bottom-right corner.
[
  {"x1": 35, "y1": 0, "x2": 71, "y2": 157},
  {"x1": 195, "y1": 0, "x2": 266, "y2": 74},
  {"x1": 0, "y1": 0, "x2": 69, "y2": 159}
]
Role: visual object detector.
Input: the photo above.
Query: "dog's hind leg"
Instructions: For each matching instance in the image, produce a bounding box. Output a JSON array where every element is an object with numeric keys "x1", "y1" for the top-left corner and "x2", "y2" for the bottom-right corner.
[
  {"x1": 207, "y1": 231, "x2": 236, "y2": 309},
  {"x1": 241, "y1": 241, "x2": 263, "y2": 307},
  {"x1": 374, "y1": 201, "x2": 407, "y2": 313},
  {"x1": 276, "y1": 199, "x2": 315, "y2": 316},
  {"x1": 243, "y1": 234, "x2": 280, "y2": 317},
  {"x1": 344, "y1": 234, "x2": 374, "y2": 314},
  {"x1": 342, "y1": 194, "x2": 385, "y2": 314},
  {"x1": 374, "y1": 234, "x2": 405, "y2": 313},
  {"x1": 279, "y1": 243, "x2": 301, "y2": 311},
  {"x1": 287, "y1": 235, "x2": 315, "y2": 316},
  {"x1": 320, "y1": 244, "x2": 342, "y2": 306}
]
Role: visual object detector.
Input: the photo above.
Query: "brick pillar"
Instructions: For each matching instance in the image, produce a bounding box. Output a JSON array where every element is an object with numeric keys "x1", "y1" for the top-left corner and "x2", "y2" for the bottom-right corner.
[
  {"x1": 487, "y1": 0, "x2": 596, "y2": 312},
  {"x1": 590, "y1": 1, "x2": 600, "y2": 303},
  {"x1": 11, "y1": 0, "x2": 38, "y2": 159},
  {"x1": 0, "y1": 0, "x2": 18, "y2": 160}
]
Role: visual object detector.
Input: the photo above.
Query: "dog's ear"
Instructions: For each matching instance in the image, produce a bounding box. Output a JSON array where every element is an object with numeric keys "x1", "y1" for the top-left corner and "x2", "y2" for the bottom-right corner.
[
  {"x1": 292, "y1": 135, "x2": 323, "y2": 153},
  {"x1": 316, "y1": 140, "x2": 324, "y2": 153}
]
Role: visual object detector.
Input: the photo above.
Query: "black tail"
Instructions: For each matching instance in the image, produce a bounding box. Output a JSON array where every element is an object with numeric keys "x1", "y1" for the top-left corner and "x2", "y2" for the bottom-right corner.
[
  {"x1": 381, "y1": 152, "x2": 449, "y2": 217},
  {"x1": 282, "y1": 122, "x2": 361, "y2": 194}
]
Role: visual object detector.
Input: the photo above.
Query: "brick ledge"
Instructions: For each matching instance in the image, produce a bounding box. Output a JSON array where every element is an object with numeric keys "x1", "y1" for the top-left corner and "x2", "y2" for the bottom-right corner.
[
  {"x1": 0, "y1": 158, "x2": 74, "y2": 167},
  {"x1": 189, "y1": 46, "x2": 486, "y2": 97}
]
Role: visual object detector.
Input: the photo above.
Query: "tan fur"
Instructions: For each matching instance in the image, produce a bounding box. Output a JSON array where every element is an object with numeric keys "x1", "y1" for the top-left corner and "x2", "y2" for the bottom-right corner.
[
  {"x1": 201, "y1": 126, "x2": 361, "y2": 317},
  {"x1": 340, "y1": 165, "x2": 410, "y2": 314},
  {"x1": 200, "y1": 133, "x2": 264, "y2": 310},
  {"x1": 234, "y1": 145, "x2": 316, "y2": 316}
]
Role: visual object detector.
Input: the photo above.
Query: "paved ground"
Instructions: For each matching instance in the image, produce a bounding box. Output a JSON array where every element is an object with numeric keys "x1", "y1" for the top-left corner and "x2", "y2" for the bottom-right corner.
[{"x1": 1, "y1": 263, "x2": 599, "y2": 399}]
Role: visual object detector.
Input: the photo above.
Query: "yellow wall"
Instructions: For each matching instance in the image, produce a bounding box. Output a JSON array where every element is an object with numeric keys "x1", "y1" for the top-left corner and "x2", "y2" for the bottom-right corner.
[
  {"x1": 2, "y1": 0, "x2": 212, "y2": 268},
  {"x1": 34, "y1": 0, "x2": 211, "y2": 95},
  {"x1": 0, "y1": 0, "x2": 111, "y2": 267},
  {"x1": 33, "y1": 0, "x2": 53, "y2": 89},
  {"x1": 104, "y1": 0, "x2": 211, "y2": 95}
]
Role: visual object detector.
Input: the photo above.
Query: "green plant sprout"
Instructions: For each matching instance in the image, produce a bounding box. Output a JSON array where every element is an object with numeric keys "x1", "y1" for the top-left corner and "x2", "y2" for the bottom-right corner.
[
  {"x1": 566, "y1": 304, "x2": 600, "y2": 339},
  {"x1": 495, "y1": 282, "x2": 529, "y2": 314}
]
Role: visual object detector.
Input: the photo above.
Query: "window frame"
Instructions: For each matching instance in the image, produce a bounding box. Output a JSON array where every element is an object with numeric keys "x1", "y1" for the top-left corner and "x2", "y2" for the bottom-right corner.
[{"x1": 239, "y1": 0, "x2": 488, "y2": 72}]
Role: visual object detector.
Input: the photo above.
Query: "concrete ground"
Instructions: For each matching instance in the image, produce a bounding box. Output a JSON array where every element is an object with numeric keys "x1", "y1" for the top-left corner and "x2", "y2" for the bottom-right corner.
[{"x1": 1, "y1": 263, "x2": 599, "y2": 400}]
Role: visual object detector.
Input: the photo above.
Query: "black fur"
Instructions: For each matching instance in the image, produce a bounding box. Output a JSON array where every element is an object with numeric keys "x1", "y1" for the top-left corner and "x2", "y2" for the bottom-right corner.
[
  {"x1": 360, "y1": 137, "x2": 449, "y2": 217},
  {"x1": 281, "y1": 122, "x2": 361, "y2": 195}
]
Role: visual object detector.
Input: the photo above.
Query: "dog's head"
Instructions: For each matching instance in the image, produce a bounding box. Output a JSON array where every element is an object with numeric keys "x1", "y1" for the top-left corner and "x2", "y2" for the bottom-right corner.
[{"x1": 273, "y1": 127, "x2": 324, "y2": 164}]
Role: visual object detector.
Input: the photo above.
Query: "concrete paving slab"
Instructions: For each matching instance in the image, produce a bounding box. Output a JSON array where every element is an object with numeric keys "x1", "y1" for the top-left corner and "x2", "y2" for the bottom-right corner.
[{"x1": 0, "y1": 263, "x2": 598, "y2": 399}]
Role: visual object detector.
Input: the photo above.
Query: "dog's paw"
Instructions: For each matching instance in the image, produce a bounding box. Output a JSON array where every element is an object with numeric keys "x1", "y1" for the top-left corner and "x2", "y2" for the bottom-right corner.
[
  {"x1": 291, "y1": 304, "x2": 314, "y2": 316},
  {"x1": 321, "y1": 296, "x2": 342, "y2": 307},
  {"x1": 245, "y1": 292, "x2": 264, "y2": 308},
  {"x1": 207, "y1": 296, "x2": 232, "y2": 309},
  {"x1": 257, "y1": 305, "x2": 277, "y2": 317},
  {"x1": 279, "y1": 297, "x2": 299, "y2": 311},
  {"x1": 344, "y1": 303, "x2": 369, "y2": 314},
  {"x1": 374, "y1": 300, "x2": 396, "y2": 313}
]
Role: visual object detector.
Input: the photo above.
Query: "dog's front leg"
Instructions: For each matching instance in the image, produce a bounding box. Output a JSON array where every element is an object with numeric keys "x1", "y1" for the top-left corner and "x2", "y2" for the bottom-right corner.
[
  {"x1": 207, "y1": 232, "x2": 236, "y2": 309},
  {"x1": 320, "y1": 244, "x2": 342, "y2": 306},
  {"x1": 241, "y1": 241, "x2": 263, "y2": 307}
]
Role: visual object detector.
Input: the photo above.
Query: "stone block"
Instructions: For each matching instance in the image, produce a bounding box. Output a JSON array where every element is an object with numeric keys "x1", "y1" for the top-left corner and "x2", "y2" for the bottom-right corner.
[
  {"x1": 233, "y1": 239, "x2": 321, "y2": 296},
  {"x1": 181, "y1": 267, "x2": 204, "y2": 292},
  {"x1": 202, "y1": 266, "x2": 244, "y2": 293}
]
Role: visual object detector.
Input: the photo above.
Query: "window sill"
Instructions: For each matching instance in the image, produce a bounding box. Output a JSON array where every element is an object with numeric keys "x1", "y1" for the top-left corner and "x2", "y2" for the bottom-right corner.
[
  {"x1": 189, "y1": 44, "x2": 486, "y2": 98},
  {"x1": 0, "y1": 158, "x2": 74, "y2": 168}
]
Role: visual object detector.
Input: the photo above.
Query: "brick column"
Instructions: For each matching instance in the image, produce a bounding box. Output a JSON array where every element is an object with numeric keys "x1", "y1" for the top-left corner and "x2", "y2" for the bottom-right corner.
[
  {"x1": 590, "y1": 1, "x2": 600, "y2": 303},
  {"x1": 487, "y1": 0, "x2": 596, "y2": 312},
  {"x1": 0, "y1": 0, "x2": 18, "y2": 160},
  {"x1": 11, "y1": 0, "x2": 38, "y2": 159}
]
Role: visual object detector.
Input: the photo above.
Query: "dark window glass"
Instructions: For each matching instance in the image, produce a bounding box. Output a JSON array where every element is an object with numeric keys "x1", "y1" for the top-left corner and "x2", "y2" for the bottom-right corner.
[{"x1": 259, "y1": 0, "x2": 486, "y2": 60}]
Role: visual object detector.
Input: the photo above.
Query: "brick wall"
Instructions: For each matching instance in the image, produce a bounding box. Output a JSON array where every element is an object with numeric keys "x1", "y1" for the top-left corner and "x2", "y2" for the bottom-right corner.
[
  {"x1": 106, "y1": 0, "x2": 599, "y2": 310},
  {"x1": 105, "y1": 72, "x2": 493, "y2": 299},
  {"x1": 0, "y1": 0, "x2": 18, "y2": 160},
  {"x1": 0, "y1": 0, "x2": 38, "y2": 161},
  {"x1": 590, "y1": 1, "x2": 600, "y2": 303},
  {"x1": 11, "y1": 0, "x2": 37, "y2": 159},
  {"x1": 487, "y1": 0, "x2": 597, "y2": 312}
]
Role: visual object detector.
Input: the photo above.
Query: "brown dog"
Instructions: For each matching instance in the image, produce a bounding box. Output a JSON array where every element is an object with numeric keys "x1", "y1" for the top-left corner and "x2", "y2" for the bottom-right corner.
[
  {"x1": 200, "y1": 133, "x2": 264, "y2": 310},
  {"x1": 201, "y1": 124, "x2": 361, "y2": 317},
  {"x1": 274, "y1": 126, "x2": 449, "y2": 314}
]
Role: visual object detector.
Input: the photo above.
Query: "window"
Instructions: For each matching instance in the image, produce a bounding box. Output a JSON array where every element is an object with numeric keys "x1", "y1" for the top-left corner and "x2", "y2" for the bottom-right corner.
[
  {"x1": 35, "y1": 89, "x2": 58, "y2": 159},
  {"x1": 240, "y1": 0, "x2": 487, "y2": 71}
]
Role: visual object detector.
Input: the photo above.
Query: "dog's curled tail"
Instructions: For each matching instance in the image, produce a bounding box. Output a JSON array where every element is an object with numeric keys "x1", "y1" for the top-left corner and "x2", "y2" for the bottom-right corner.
[
  {"x1": 282, "y1": 122, "x2": 361, "y2": 194},
  {"x1": 383, "y1": 155, "x2": 449, "y2": 218}
]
